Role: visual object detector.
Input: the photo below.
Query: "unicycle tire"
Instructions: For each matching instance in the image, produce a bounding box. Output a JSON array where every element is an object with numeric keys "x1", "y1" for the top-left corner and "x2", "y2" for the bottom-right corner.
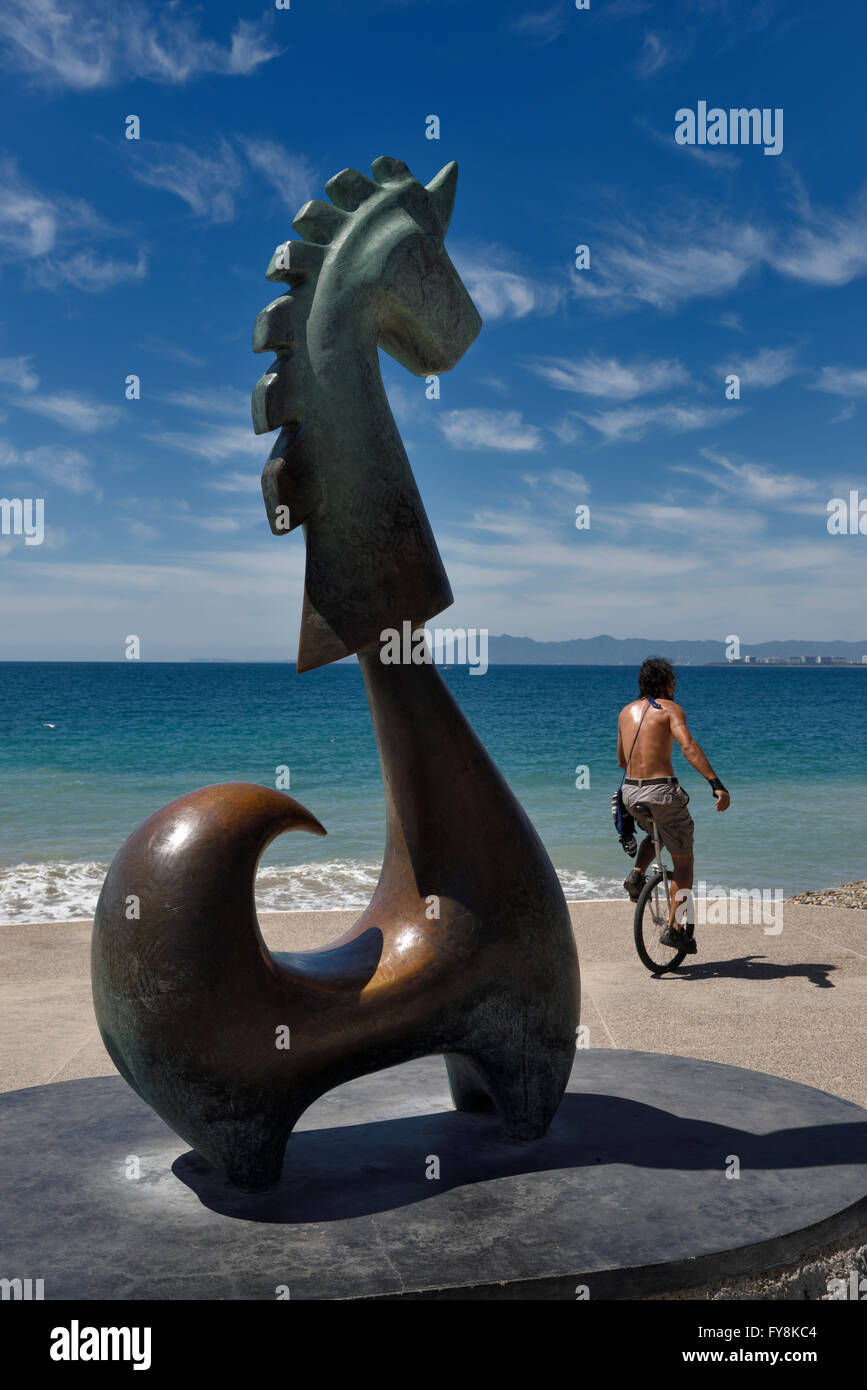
[{"x1": 634, "y1": 869, "x2": 688, "y2": 974}]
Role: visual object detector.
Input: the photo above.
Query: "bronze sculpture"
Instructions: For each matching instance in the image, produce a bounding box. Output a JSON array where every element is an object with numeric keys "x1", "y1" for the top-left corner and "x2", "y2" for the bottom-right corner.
[{"x1": 92, "y1": 157, "x2": 580, "y2": 1192}]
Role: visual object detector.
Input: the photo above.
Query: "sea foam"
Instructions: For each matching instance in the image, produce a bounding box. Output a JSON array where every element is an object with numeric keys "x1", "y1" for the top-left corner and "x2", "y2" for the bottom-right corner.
[{"x1": 0, "y1": 859, "x2": 626, "y2": 923}]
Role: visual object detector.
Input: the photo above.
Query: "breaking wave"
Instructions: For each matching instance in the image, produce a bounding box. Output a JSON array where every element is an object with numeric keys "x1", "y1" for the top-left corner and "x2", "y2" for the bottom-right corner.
[{"x1": 0, "y1": 858, "x2": 626, "y2": 924}]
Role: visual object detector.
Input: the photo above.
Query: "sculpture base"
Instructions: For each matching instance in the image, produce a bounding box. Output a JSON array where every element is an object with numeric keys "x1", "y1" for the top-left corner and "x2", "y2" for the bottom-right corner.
[{"x1": 2, "y1": 1050, "x2": 865, "y2": 1300}]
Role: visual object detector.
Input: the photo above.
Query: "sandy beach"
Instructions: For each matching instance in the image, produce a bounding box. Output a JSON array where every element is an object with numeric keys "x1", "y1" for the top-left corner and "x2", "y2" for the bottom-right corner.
[{"x1": 2, "y1": 898, "x2": 864, "y2": 1106}]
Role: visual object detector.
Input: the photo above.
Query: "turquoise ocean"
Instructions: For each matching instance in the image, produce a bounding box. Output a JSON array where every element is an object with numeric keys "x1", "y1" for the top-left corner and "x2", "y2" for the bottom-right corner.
[{"x1": 0, "y1": 662, "x2": 864, "y2": 923}]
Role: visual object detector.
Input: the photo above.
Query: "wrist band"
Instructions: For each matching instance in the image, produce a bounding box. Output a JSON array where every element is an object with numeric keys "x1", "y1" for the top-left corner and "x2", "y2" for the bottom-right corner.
[{"x1": 709, "y1": 777, "x2": 727, "y2": 794}]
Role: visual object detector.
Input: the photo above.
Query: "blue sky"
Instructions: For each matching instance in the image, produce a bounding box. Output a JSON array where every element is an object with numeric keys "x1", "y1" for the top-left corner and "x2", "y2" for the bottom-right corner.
[{"x1": 0, "y1": 0, "x2": 865, "y2": 659}]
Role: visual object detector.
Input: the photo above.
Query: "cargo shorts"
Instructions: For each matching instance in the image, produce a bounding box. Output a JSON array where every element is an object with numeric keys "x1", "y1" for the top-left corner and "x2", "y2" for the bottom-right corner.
[{"x1": 621, "y1": 779, "x2": 694, "y2": 856}]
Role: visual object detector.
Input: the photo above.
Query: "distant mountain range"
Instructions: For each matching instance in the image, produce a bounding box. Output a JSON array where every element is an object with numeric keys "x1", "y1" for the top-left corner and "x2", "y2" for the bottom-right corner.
[{"x1": 486, "y1": 635, "x2": 867, "y2": 665}]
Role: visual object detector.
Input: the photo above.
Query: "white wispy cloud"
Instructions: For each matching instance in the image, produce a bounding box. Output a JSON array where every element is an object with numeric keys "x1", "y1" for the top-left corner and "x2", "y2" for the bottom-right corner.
[
  {"x1": 609, "y1": 501, "x2": 767, "y2": 538},
  {"x1": 15, "y1": 393, "x2": 119, "y2": 433},
  {"x1": 33, "y1": 249, "x2": 147, "y2": 291},
  {"x1": 675, "y1": 447, "x2": 819, "y2": 505},
  {"x1": 453, "y1": 245, "x2": 563, "y2": 321},
  {"x1": 0, "y1": 2, "x2": 279, "y2": 90},
  {"x1": 574, "y1": 181, "x2": 867, "y2": 313},
  {"x1": 509, "y1": 5, "x2": 568, "y2": 45},
  {"x1": 523, "y1": 468, "x2": 589, "y2": 495},
  {"x1": 812, "y1": 366, "x2": 867, "y2": 396},
  {"x1": 454, "y1": 506, "x2": 539, "y2": 544},
  {"x1": 770, "y1": 184, "x2": 867, "y2": 286},
  {"x1": 572, "y1": 207, "x2": 767, "y2": 312},
  {"x1": 238, "y1": 139, "x2": 317, "y2": 213},
  {"x1": 152, "y1": 389, "x2": 260, "y2": 470},
  {"x1": 440, "y1": 409, "x2": 544, "y2": 451},
  {"x1": 475, "y1": 375, "x2": 509, "y2": 394},
  {"x1": 187, "y1": 515, "x2": 242, "y2": 533},
  {"x1": 439, "y1": 501, "x2": 765, "y2": 597},
  {"x1": 674, "y1": 142, "x2": 741, "y2": 173},
  {"x1": 124, "y1": 520, "x2": 161, "y2": 543},
  {"x1": 0, "y1": 157, "x2": 103, "y2": 257},
  {"x1": 493, "y1": 469, "x2": 591, "y2": 530},
  {"x1": 0, "y1": 438, "x2": 100, "y2": 494},
  {"x1": 206, "y1": 472, "x2": 261, "y2": 494},
  {"x1": 713, "y1": 346, "x2": 798, "y2": 388},
  {"x1": 145, "y1": 425, "x2": 262, "y2": 461},
  {"x1": 128, "y1": 139, "x2": 245, "y2": 224},
  {"x1": 637, "y1": 116, "x2": 740, "y2": 173},
  {"x1": 140, "y1": 338, "x2": 206, "y2": 369},
  {"x1": 162, "y1": 386, "x2": 252, "y2": 418},
  {"x1": 127, "y1": 136, "x2": 316, "y2": 225},
  {"x1": 0, "y1": 355, "x2": 39, "y2": 392},
  {"x1": 577, "y1": 403, "x2": 731, "y2": 442},
  {"x1": 529, "y1": 353, "x2": 687, "y2": 398},
  {"x1": 0, "y1": 157, "x2": 146, "y2": 290},
  {"x1": 382, "y1": 378, "x2": 429, "y2": 429},
  {"x1": 636, "y1": 32, "x2": 676, "y2": 76},
  {"x1": 117, "y1": 501, "x2": 254, "y2": 534},
  {"x1": 548, "y1": 416, "x2": 582, "y2": 445}
]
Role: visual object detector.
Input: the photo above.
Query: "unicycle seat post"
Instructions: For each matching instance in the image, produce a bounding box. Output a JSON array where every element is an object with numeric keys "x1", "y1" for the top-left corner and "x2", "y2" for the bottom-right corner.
[
  {"x1": 652, "y1": 817, "x2": 671, "y2": 913},
  {"x1": 632, "y1": 812, "x2": 691, "y2": 975}
]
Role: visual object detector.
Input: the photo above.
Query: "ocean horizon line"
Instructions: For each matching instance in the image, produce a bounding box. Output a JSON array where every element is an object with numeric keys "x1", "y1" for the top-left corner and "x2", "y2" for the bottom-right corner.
[{"x1": 2, "y1": 653, "x2": 867, "y2": 667}]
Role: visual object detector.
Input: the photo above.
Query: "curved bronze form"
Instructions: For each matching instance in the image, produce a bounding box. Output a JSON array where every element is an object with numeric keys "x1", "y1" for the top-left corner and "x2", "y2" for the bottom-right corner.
[{"x1": 92, "y1": 156, "x2": 580, "y2": 1192}]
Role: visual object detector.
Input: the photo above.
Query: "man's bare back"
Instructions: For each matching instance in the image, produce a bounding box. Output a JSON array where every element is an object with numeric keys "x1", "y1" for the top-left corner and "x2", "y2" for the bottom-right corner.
[
  {"x1": 617, "y1": 695, "x2": 729, "y2": 804},
  {"x1": 617, "y1": 698, "x2": 679, "y2": 779}
]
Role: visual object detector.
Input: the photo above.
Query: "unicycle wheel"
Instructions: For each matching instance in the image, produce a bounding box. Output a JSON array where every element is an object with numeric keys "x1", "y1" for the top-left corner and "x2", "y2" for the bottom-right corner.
[{"x1": 634, "y1": 869, "x2": 688, "y2": 974}]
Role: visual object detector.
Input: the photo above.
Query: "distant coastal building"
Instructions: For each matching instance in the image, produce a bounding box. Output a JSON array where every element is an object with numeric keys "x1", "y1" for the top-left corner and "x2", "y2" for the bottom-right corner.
[{"x1": 722, "y1": 653, "x2": 865, "y2": 666}]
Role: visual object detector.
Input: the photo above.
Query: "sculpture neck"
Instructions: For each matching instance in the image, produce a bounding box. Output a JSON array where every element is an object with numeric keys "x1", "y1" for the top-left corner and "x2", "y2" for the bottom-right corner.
[
  {"x1": 305, "y1": 315, "x2": 404, "y2": 480},
  {"x1": 358, "y1": 646, "x2": 472, "y2": 878},
  {"x1": 294, "y1": 318, "x2": 453, "y2": 671},
  {"x1": 356, "y1": 647, "x2": 551, "y2": 911}
]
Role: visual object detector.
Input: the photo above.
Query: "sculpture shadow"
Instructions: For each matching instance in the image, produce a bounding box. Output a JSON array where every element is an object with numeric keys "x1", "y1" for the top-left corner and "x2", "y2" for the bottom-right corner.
[
  {"x1": 173, "y1": 1091, "x2": 867, "y2": 1224},
  {"x1": 658, "y1": 956, "x2": 836, "y2": 989}
]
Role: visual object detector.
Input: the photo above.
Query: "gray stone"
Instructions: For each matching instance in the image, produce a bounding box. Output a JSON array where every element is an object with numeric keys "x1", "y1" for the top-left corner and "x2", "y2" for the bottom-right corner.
[{"x1": 1, "y1": 1050, "x2": 864, "y2": 1300}]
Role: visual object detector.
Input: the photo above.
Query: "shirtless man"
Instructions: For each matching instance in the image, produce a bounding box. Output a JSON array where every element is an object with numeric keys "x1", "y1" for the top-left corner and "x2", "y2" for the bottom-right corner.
[{"x1": 617, "y1": 656, "x2": 730, "y2": 953}]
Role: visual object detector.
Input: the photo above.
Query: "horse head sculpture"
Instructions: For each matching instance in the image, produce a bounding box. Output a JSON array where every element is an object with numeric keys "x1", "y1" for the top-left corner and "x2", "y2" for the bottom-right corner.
[
  {"x1": 92, "y1": 158, "x2": 580, "y2": 1193},
  {"x1": 253, "y1": 156, "x2": 481, "y2": 671}
]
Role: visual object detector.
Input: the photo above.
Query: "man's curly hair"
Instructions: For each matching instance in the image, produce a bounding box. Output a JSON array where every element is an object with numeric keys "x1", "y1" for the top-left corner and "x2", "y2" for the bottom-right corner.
[{"x1": 638, "y1": 656, "x2": 675, "y2": 698}]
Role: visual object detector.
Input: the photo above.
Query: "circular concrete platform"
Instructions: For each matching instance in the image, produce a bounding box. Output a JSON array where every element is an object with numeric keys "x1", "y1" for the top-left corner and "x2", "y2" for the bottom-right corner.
[{"x1": 1, "y1": 1050, "x2": 865, "y2": 1300}]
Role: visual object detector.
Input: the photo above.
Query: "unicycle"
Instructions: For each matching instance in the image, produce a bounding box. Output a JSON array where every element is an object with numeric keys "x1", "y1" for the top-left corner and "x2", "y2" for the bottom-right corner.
[{"x1": 633, "y1": 809, "x2": 694, "y2": 974}]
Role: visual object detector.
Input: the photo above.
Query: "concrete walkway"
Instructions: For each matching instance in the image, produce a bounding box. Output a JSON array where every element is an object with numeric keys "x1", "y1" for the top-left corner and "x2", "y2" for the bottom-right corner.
[{"x1": 1, "y1": 900, "x2": 864, "y2": 1105}]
